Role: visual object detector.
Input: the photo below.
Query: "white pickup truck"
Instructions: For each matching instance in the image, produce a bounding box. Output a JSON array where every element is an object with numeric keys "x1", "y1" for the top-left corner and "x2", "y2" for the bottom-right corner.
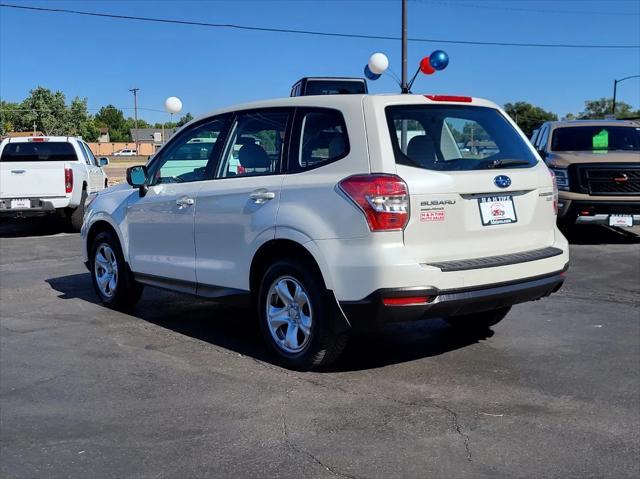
[{"x1": 0, "y1": 136, "x2": 109, "y2": 231}]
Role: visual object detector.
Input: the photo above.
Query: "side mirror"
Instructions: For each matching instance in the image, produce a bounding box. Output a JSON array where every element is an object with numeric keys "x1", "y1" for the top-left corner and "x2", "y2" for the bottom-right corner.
[
  {"x1": 126, "y1": 165, "x2": 149, "y2": 196},
  {"x1": 98, "y1": 157, "x2": 109, "y2": 167}
]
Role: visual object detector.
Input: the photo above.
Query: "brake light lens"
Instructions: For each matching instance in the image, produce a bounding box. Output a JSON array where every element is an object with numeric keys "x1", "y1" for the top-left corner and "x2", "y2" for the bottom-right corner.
[
  {"x1": 425, "y1": 95, "x2": 472, "y2": 103},
  {"x1": 65, "y1": 167, "x2": 73, "y2": 193},
  {"x1": 338, "y1": 174, "x2": 409, "y2": 231},
  {"x1": 549, "y1": 169, "x2": 558, "y2": 215}
]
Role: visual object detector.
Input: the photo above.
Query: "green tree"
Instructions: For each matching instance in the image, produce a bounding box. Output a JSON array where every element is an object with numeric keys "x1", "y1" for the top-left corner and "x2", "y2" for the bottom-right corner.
[
  {"x1": 176, "y1": 112, "x2": 194, "y2": 127},
  {"x1": 504, "y1": 101, "x2": 558, "y2": 137},
  {"x1": 20, "y1": 86, "x2": 69, "y2": 136},
  {"x1": 0, "y1": 101, "x2": 22, "y2": 135},
  {"x1": 68, "y1": 97, "x2": 99, "y2": 141},
  {"x1": 95, "y1": 105, "x2": 128, "y2": 141},
  {"x1": 578, "y1": 98, "x2": 637, "y2": 119}
]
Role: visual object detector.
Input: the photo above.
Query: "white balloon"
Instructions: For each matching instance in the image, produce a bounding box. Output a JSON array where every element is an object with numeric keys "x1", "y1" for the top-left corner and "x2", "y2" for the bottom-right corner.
[
  {"x1": 164, "y1": 96, "x2": 183, "y2": 114},
  {"x1": 368, "y1": 53, "x2": 389, "y2": 75}
]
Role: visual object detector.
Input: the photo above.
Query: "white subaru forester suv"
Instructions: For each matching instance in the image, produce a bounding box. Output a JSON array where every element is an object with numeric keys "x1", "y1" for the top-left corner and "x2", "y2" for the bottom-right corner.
[{"x1": 82, "y1": 93, "x2": 569, "y2": 370}]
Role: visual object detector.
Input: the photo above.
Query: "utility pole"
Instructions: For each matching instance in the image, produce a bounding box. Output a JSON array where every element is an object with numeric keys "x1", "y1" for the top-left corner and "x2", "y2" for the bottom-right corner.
[
  {"x1": 401, "y1": 0, "x2": 408, "y2": 94},
  {"x1": 129, "y1": 87, "x2": 139, "y2": 153},
  {"x1": 400, "y1": 0, "x2": 409, "y2": 151},
  {"x1": 612, "y1": 75, "x2": 640, "y2": 117}
]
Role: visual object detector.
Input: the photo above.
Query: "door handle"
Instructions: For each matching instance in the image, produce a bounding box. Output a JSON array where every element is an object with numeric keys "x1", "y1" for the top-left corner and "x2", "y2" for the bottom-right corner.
[
  {"x1": 176, "y1": 196, "x2": 195, "y2": 208},
  {"x1": 249, "y1": 189, "x2": 276, "y2": 204}
]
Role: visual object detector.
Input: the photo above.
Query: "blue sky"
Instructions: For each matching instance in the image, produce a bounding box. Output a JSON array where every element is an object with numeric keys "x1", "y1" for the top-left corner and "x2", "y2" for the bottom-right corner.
[{"x1": 1, "y1": 0, "x2": 639, "y2": 123}]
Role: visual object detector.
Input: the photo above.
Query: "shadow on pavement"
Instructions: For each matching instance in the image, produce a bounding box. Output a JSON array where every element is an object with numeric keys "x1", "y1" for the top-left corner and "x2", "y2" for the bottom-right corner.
[
  {"x1": 0, "y1": 216, "x2": 72, "y2": 238},
  {"x1": 46, "y1": 272, "x2": 491, "y2": 372},
  {"x1": 561, "y1": 224, "x2": 639, "y2": 245}
]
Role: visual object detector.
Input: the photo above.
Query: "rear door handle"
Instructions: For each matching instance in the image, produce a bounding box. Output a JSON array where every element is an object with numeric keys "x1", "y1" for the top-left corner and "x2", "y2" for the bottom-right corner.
[
  {"x1": 176, "y1": 196, "x2": 195, "y2": 208},
  {"x1": 249, "y1": 189, "x2": 276, "y2": 204}
]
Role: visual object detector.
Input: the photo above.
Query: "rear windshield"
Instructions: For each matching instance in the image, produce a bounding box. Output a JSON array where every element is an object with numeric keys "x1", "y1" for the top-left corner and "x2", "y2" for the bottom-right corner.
[
  {"x1": 0, "y1": 142, "x2": 77, "y2": 162},
  {"x1": 385, "y1": 105, "x2": 538, "y2": 171},
  {"x1": 551, "y1": 126, "x2": 640, "y2": 152}
]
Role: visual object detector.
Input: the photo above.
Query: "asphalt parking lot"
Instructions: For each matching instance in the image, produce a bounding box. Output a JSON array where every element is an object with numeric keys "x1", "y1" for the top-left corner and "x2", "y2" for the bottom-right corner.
[{"x1": 1, "y1": 218, "x2": 638, "y2": 479}]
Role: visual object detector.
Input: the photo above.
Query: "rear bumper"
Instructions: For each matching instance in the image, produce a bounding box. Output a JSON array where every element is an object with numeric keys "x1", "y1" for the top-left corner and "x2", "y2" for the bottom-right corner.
[
  {"x1": 558, "y1": 199, "x2": 640, "y2": 225},
  {"x1": 0, "y1": 199, "x2": 57, "y2": 218},
  {"x1": 340, "y1": 267, "x2": 567, "y2": 329}
]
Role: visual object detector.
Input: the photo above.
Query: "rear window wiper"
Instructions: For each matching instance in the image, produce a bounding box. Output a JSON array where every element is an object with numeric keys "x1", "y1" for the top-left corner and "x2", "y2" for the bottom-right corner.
[{"x1": 486, "y1": 159, "x2": 532, "y2": 169}]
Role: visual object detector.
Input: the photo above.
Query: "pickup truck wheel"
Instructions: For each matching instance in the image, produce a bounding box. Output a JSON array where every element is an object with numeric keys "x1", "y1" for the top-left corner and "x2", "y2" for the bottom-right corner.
[
  {"x1": 90, "y1": 231, "x2": 143, "y2": 310},
  {"x1": 69, "y1": 190, "x2": 87, "y2": 232},
  {"x1": 445, "y1": 306, "x2": 511, "y2": 331},
  {"x1": 258, "y1": 259, "x2": 347, "y2": 371}
]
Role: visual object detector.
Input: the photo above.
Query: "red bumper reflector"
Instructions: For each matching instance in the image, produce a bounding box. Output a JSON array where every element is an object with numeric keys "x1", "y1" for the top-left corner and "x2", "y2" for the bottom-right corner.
[
  {"x1": 383, "y1": 296, "x2": 432, "y2": 306},
  {"x1": 425, "y1": 95, "x2": 472, "y2": 103}
]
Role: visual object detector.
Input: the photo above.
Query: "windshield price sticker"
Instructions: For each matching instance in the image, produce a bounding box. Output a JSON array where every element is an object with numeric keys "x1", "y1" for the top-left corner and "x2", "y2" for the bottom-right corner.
[
  {"x1": 592, "y1": 129, "x2": 609, "y2": 150},
  {"x1": 478, "y1": 196, "x2": 517, "y2": 226}
]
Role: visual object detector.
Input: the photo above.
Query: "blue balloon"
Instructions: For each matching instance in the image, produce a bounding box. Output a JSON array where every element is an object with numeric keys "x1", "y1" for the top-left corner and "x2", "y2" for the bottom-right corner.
[
  {"x1": 429, "y1": 50, "x2": 449, "y2": 71},
  {"x1": 364, "y1": 64, "x2": 381, "y2": 81}
]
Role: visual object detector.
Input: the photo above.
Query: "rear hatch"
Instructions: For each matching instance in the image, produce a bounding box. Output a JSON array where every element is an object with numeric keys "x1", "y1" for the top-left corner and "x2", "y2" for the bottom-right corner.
[
  {"x1": 384, "y1": 102, "x2": 556, "y2": 262},
  {"x1": 0, "y1": 140, "x2": 75, "y2": 198}
]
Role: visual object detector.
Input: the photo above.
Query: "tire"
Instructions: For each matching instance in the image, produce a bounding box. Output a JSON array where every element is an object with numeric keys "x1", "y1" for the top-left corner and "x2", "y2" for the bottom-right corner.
[
  {"x1": 445, "y1": 306, "x2": 511, "y2": 331},
  {"x1": 69, "y1": 189, "x2": 87, "y2": 232},
  {"x1": 257, "y1": 258, "x2": 348, "y2": 371},
  {"x1": 89, "y1": 230, "x2": 143, "y2": 310}
]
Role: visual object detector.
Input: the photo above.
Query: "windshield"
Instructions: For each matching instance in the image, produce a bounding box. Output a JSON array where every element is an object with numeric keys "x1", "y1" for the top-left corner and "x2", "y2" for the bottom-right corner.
[
  {"x1": 385, "y1": 105, "x2": 538, "y2": 171},
  {"x1": 551, "y1": 126, "x2": 640, "y2": 152},
  {"x1": 0, "y1": 142, "x2": 77, "y2": 162}
]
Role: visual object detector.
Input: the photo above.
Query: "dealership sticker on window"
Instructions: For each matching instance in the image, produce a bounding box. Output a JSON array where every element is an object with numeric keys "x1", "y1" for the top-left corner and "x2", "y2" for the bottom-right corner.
[
  {"x1": 421, "y1": 211, "x2": 445, "y2": 222},
  {"x1": 592, "y1": 129, "x2": 609, "y2": 150}
]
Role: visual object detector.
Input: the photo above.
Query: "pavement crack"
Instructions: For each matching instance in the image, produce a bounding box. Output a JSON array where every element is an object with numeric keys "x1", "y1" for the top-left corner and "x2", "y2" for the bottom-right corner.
[
  {"x1": 250, "y1": 357, "x2": 473, "y2": 465},
  {"x1": 438, "y1": 403, "x2": 472, "y2": 462},
  {"x1": 280, "y1": 388, "x2": 360, "y2": 479}
]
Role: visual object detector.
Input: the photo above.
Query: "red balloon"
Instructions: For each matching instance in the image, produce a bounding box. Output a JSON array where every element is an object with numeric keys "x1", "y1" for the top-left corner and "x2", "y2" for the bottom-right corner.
[{"x1": 420, "y1": 56, "x2": 435, "y2": 75}]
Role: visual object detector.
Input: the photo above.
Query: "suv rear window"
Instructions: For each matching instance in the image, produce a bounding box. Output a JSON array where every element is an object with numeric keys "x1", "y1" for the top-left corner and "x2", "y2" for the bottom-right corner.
[
  {"x1": 551, "y1": 126, "x2": 640, "y2": 152},
  {"x1": 0, "y1": 142, "x2": 77, "y2": 162},
  {"x1": 385, "y1": 105, "x2": 538, "y2": 171}
]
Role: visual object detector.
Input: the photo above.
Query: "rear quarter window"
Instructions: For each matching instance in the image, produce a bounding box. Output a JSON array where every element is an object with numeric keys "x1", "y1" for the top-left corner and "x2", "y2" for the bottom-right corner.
[
  {"x1": 0, "y1": 142, "x2": 78, "y2": 162},
  {"x1": 289, "y1": 108, "x2": 349, "y2": 172}
]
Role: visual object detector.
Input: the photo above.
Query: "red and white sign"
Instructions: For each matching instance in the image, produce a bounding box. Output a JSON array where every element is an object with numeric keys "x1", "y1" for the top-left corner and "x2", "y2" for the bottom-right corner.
[
  {"x1": 478, "y1": 196, "x2": 517, "y2": 226},
  {"x1": 609, "y1": 215, "x2": 633, "y2": 227},
  {"x1": 421, "y1": 210, "x2": 445, "y2": 222}
]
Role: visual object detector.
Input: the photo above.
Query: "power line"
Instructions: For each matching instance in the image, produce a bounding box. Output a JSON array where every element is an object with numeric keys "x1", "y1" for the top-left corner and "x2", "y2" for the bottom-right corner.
[
  {"x1": 0, "y1": 3, "x2": 637, "y2": 49},
  {"x1": 422, "y1": 0, "x2": 640, "y2": 17},
  {"x1": 0, "y1": 107, "x2": 165, "y2": 113}
]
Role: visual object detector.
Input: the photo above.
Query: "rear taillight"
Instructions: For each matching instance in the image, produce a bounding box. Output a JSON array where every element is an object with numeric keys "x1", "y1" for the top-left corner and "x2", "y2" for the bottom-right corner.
[
  {"x1": 65, "y1": 167, "x2": 73, "y2": 193},
  {"x1": 338, "y1": 174, "x2": 409, "y2": 231},
  {"x1": 549, "y1": 169, "x2": 558, "y2": 215}
]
